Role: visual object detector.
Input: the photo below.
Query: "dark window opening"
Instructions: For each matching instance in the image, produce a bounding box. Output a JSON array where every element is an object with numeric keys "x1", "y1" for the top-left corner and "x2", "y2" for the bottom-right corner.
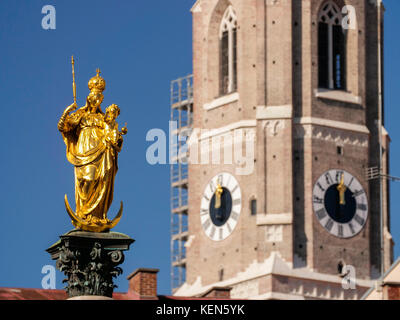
[
  {"x1": 232, "y1": 27, "x2": 237, "y2": 92},
  {"x1": 218, "y1": 268, "x2": 224, "y2": 281},
  {"x1": 318, "y1": 2, "x2": 346, "y2": 91},
  {"x1": 219, "y1": 6, "x2": 238, "y2": 96},
  {"x1": 332, "y1": 25, "x2": 346, "y2": 90},
  {"x1": 318, "y1": 22, "x2": 329, "y2": 89},
  {"x1": 250, "y1": 199, "x2": 257, "y2": 215},
  {"x1": 338, "y1": 261, "x2": 344, "y2": 274},
  {"x1": 220, "y1": 31, "x2": 229, "y2": 95}
]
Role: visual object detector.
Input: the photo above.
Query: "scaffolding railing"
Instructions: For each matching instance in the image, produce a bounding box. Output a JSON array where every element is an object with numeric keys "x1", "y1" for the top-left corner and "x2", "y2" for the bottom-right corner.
[
  {"x1": 172, "y1": 191, "x2": 188, "y2": 209},
  {"x1": 171, "y1": 75, "x2": 193, "y2": 106},
  {"x1": 171, "y1": 163, "x2": 188, "y2": 184},
  {"x1": 170, "y1": 75, "x2": 193, "y2": 292}
]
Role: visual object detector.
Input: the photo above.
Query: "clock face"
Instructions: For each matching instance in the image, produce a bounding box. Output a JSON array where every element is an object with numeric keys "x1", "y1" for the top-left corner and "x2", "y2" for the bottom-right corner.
[
  {"x1": 313, "y1": 169, "x2": 368, "y2": 238},
  {"x1": 200, "y1": 173, "x2": 241, "y2": 241}
]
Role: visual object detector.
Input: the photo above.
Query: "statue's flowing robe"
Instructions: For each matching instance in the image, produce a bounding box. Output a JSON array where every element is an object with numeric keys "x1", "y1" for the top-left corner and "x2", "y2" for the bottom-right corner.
[{"x1": 61, "y1": 108, "x2": 118, "y2": 221}]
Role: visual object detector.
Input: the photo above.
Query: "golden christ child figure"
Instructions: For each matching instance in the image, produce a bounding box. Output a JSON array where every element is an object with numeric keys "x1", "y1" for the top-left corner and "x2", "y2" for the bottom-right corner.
[{"x1": 58, "y1": 68, "x2": 127, "y2": 232}]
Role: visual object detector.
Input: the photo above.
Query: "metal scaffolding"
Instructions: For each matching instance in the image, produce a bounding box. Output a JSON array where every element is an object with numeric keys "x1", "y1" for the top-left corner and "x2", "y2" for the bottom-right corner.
[{"x1": 170, "y1": 75, "x2": 193, "y2": 292}]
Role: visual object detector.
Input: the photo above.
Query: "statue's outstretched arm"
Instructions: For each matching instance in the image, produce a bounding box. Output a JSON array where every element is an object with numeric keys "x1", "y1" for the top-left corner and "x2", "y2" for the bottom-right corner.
[
  {"x1": 58, "y1": 103, "x2": 78, "y2": 132},
  {"x1": 114, "y1": 124, "x2": 127, "y2": 152}
]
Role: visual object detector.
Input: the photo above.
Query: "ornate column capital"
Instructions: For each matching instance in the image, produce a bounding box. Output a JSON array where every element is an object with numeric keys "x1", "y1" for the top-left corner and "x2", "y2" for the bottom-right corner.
[{"x1": 46, "y1": 230, "x2": 134, "y2": 298}]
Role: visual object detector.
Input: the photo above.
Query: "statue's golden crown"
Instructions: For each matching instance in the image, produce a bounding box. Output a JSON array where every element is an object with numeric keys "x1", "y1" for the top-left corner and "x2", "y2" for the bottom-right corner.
[{"x1": 88, "y1": 68, "x2": 106, "y2": 93}]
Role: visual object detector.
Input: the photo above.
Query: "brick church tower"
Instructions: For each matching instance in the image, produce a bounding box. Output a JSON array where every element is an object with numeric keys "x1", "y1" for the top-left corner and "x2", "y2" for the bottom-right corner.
[{"x1": 174, "y1": 0, "x2": 393, "y2": 299}]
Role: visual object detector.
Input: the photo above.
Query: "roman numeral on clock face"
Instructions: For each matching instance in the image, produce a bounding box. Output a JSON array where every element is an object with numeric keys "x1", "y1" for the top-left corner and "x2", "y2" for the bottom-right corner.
[
  {"x1": 338, "y1": 224, "x2": 344, "y2": 237},
  {"x1": 353, "y1": 189, "x2": 365, "y2": 198},
  {"x1": 231, "y1": 211, "x2": 239, "y2": 221},
  {"x1": 348, "y1": 177, "x2": 354, "y2": 188},
  {"x1": 325, "y1": 173, "x2": 334, "y2": 185},
  {"x1": 317, "y1": 182, "x2": 325, "y2": 192},
  {"x1": 348, "y1": 223, "x2": 355, "y2": 234},
  {"x1": 313, "y1": 196, "x2": 323, "y2": 204},
  {"x1": 232, "y1": 198, "x2": 241, "y2": 206},
  {"x1": 202, "y1": 219, "x2": 211, "y2": 231},
  {"x1": 316, "y1": 208, "x2": 327, "y2": 220},
  {"x1": 325, "y1": 219, "x2": 334, "y2": 231},
  {"x1": 209, "y1": 181, "x2": 216, "y2": 193},
  {"x1": 225, "y1": 174, "x2": 231, "y2": 188},
  {"x1": 353, "y1": 214, "x2": 365, "y2": 226},
  {"x1": 335, "y1": 171, "x2": 344, "y2": 183},
  {"x1": 209, "y1": 226, "x2": 216, "y2": 239},
  {"x1": 357, "y1": 203, "x2": 367, "y2": 211},
  {"x1": 231, "y1": 184, "x2": 239, "y2": 194},
  {"x1": 226, "y1": 222, "x2": 232, "y2": 234}
]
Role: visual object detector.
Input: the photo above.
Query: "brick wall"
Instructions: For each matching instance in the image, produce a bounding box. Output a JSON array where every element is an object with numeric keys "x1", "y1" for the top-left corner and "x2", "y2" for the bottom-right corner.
[
  {"x1": 386, "y1": 284, "x2": 400, "y2": 300},
  {"x1": 127, "y1": 268, "x2": 159, "y2": 299},
  {"x1": 202, "y1": 287, "x2": 232, "y2": 299}
]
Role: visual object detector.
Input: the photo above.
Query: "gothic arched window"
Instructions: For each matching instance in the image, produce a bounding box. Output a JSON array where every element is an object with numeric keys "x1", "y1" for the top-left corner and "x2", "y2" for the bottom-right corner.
[
  {"x1": 219, "y1": 6, "x2": 237, "y2": 95},
  {"x1": 318, "y1": 1, "x2": 346, "y2": 90}
]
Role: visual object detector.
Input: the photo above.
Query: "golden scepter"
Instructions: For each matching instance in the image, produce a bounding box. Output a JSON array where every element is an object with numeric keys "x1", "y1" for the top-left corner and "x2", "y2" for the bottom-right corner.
[{"x1": 71, "y1": 55, "x2": 77, "y2": 105}]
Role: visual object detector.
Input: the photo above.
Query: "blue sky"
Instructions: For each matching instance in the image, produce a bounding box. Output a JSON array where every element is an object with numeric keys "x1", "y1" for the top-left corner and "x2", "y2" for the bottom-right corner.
[{"x1": 0, "y1": 0, "x2": 400, "y2": 296}]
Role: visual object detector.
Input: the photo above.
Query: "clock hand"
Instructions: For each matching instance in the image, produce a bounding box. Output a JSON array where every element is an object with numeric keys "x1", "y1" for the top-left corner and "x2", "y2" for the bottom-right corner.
[
  {"x1": 215, "y1": 184, "x2": 223, "y2": 209},
  {"x1": 336, "y1": 173, "x2": 347, "y2": 206}
]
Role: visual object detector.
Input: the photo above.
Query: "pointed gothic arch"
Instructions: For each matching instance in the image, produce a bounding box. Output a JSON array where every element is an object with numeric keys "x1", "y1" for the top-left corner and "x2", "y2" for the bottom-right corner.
[
  {"x1": 219, "y1": 5, "x2": 238, "y2": 95},
  {"x1": 318, "y1": 0, "x2": 347, "y2": 90}
]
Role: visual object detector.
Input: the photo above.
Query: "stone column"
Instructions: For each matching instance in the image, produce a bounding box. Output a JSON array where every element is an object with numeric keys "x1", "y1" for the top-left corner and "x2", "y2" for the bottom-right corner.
[{"x1": 46, "y1": 229, "x2": 134, "y2": 299}]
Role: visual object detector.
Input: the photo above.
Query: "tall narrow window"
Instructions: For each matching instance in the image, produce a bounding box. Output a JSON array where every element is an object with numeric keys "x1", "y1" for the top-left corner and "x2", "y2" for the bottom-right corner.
[
  {"x1": 219, "y1": 6, "x2": 237, "y2": 95},
  {"x1": 318, "y1": 1, "x2": 346, "y2": 90},
  {"x1": 250, "y1": 199, "x2": 257, "y2": 215}
]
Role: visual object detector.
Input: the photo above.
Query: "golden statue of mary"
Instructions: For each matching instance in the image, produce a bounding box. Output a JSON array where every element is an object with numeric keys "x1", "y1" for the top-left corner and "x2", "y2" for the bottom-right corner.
[{"x1": 58, "y1": 69, "x2": 127, "y2": 232}]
